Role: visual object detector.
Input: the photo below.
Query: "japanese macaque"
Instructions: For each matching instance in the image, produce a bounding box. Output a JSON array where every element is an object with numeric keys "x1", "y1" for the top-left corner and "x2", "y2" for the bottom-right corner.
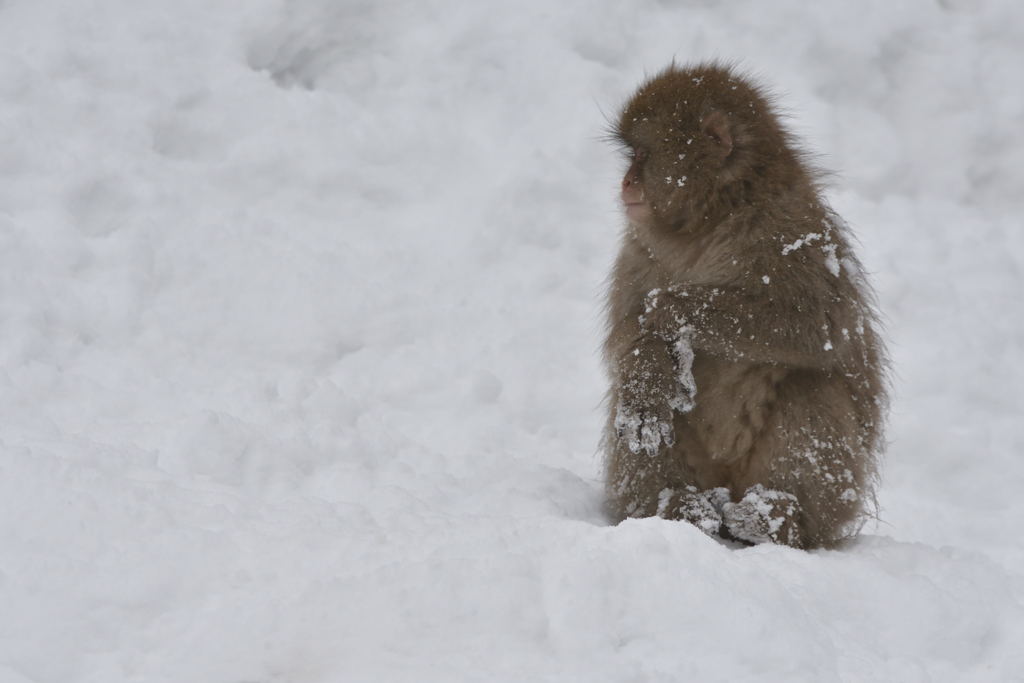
[{"x1": 603, "y1": 63, "x2": 888, "y2": 549}]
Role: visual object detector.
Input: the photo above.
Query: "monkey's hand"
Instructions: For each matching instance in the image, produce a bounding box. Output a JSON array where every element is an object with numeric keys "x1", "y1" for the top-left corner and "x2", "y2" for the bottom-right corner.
[
  {"x1": 614, "y1": 397, "x2": 673, "y2": 456},
  {"x1": 613, "y1": 338, "x2": 679, "y2": 455},
  {"x1": 722, "y1": 485, "x2": 805, "y2": 548}
]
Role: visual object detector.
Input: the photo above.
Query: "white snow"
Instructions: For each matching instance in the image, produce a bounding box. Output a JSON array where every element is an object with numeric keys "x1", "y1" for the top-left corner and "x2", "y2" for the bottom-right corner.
[
  {"x1": 670, "y1": 328, "x2": 697, "y2": 414},
  {"x1": 1, "y1": 0, "x2": 1023, "y2": 681},
  {"x1": 782, "y1": 232, "x2": 822, "y2": 255}
]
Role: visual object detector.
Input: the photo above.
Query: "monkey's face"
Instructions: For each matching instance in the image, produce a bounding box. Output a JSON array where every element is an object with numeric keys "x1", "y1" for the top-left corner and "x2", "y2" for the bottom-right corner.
[
  {"x1": 617, "y1": 131, "x2": 725, "y2": 232},
  {"x1": 617, "y1": 116, "x2": 734, "y2": 233},
  {"x1": 621, "y1": 147, "x2": 654, "y2": 224},
  {"x1": 616, "y1": 66, "x2": 755, "y2": 233}
]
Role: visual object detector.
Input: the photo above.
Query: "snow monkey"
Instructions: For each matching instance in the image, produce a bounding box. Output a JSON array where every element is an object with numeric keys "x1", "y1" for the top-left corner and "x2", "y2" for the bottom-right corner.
[{"x1": 603, "y1": 63, "x2": 888, "y2": 549}]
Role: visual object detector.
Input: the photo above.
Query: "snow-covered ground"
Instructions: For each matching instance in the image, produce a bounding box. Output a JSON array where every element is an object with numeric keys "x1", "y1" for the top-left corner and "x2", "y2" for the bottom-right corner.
[{"x1": 1, "y1": 0, "x2": 1023, "y2": 680}]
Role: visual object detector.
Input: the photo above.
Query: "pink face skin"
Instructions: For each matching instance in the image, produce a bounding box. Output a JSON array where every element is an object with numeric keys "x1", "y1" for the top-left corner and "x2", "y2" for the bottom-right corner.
[{"x1": 621, "y1": 148, "x2": 653, "y2": 224}]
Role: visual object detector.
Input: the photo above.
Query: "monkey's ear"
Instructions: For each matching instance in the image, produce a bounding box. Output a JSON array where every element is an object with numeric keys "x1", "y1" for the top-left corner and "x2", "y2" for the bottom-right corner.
[{"x1": 701, "y1": 110, "x2": 733, "y2": 157}]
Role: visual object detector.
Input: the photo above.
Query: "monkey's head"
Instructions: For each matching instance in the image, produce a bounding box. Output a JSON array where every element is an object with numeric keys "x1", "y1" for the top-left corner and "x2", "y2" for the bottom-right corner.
[{"x1": 615, "y1": 62, "x2": 797, "y2": 233}]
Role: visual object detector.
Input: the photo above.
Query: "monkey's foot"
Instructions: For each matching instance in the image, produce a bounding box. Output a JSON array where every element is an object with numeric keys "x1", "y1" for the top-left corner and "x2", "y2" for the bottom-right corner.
[
  {"x1": 705, "y1": 486, "x2": 732, "y2": 515},
  {"x1": 722, "y1": 485, "x2": 804, "y2": 548},
  {"x1": 657, "y1": 486, "x2": 723, "y2": 536}
]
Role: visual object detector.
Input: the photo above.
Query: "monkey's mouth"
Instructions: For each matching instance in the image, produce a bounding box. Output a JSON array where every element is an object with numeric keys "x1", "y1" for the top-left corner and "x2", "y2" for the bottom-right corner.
[{"x1": 624, "y1": 202, "x2": 651, "y2": 220}]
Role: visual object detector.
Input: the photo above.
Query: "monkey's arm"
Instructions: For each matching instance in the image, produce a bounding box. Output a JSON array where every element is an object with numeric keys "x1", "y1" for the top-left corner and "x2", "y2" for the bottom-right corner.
[
  {"x1": 641, "y1": 282, "x2": 861, "y2": 369},
  {"x1": 606, "y1": 309, "x2": 695, "y2": 455}
]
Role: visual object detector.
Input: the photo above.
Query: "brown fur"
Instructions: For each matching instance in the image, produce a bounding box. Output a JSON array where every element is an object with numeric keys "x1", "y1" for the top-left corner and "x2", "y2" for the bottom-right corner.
[{"x1": 603, "y1": 63, "x2": 888, "y2": 549}]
